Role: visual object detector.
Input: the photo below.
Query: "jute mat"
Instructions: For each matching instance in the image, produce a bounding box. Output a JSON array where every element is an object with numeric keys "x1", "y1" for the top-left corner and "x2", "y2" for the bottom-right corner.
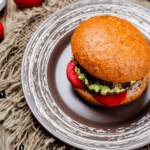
[{"x1": 0, "y1": 0, "x2": 150, "y2": 150}]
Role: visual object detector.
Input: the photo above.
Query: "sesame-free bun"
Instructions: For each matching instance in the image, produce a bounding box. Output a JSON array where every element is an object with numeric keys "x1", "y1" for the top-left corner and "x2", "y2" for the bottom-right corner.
[
  {"x1": 71, "y1": 16, "x2": 150, "y2": 83},
  {"x1": 74, "y1": 75, "x2": 149, "y2": 107}
]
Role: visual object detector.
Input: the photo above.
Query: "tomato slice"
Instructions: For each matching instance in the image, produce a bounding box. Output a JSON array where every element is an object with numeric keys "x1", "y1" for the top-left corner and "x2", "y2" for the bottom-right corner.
[
  {"x1": 67, "y1": 61, "x2": 127, "y2": 107},
  {"x1": 0, "y1": 22, "x2": 4, "y2": 38},
  {"x1": 92, "y1": 91, "x2": 127, "y2": 107},
  {"x1": 67, "y1": 62, "x2": 85, "y2": 88}
]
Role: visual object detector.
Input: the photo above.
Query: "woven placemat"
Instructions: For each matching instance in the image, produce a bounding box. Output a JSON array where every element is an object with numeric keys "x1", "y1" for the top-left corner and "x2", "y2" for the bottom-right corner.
[{"x1": 0, "y1": 0, "x2": 150, "y2": 150}]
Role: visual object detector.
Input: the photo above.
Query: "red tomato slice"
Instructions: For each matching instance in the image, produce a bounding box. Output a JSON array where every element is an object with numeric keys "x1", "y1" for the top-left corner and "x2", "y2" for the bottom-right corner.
[
  {"x1": 92, "y1": 91, "x2": 127, "y2": 107},
  {"x1": 67, "y1": 62, "x2": 85, "y2": 88},
  {"x1": 0, "y1": 22, "x2": 4, "y2": 38},
  {"x1": 67, "y1": 61, "x2": 127, "y2": 107}
]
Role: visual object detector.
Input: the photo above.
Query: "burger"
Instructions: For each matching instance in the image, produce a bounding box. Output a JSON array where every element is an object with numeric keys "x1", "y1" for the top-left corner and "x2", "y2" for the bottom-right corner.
[{"x1": 66, "y1": 16, "x2": 150, "y2": 107}]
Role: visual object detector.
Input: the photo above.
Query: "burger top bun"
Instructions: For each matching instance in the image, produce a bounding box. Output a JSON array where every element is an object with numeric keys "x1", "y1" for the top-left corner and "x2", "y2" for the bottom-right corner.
[{"x1": 71, "y1": 16, "x2": 150, "y2": 83}]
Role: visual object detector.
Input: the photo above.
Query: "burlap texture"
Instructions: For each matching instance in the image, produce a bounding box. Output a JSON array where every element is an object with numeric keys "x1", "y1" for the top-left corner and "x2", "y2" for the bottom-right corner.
[{"x1": 0, "y1": 0, "x2": 150, "y2": 150}]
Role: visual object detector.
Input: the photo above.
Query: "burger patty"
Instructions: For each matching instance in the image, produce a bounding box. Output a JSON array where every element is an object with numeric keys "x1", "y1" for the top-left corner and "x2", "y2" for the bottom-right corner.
[{"x1": 72, "y1": 58, "x2": 137, "y2": 96}]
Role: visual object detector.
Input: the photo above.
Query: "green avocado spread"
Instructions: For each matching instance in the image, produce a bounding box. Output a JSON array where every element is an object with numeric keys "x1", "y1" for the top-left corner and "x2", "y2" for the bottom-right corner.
[{"x1": 75, "y1": 66, "x2": 135, "y2": 94}]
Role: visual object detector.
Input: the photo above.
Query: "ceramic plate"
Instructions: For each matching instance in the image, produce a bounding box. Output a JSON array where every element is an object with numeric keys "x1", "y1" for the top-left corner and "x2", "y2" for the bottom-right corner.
[{"x1": 21, "y1": 0, "x2": 150, "y2": 149}]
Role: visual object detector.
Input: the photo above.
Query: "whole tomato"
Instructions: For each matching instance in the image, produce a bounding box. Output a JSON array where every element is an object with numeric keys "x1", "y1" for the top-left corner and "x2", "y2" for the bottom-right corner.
[{"x1": 14, "y1": 0, "x2": 42, "y2": 8}]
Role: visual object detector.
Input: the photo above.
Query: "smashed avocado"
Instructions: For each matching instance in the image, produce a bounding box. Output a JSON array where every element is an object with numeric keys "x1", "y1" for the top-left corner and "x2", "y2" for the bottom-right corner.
[
  {"x1": 131, "y1": 81, "x2": 136, "y2": 84},
  {"x1": 75, "y1": 66, "x2": 132, "y2": 94}
]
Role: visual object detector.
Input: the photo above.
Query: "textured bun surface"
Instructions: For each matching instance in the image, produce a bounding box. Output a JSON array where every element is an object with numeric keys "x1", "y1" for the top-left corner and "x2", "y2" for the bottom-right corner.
[
  {"x1": 71, "y1": 16, "x2": 150, "y2": 83},
  {"x1": 74, "y1": 75, "x2": 149, "y2": 107}
]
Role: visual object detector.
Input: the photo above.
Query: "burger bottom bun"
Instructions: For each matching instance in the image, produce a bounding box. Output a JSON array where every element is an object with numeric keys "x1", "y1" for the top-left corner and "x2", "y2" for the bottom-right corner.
[{"x1": 74, "y1": 75, "x2": 149, "y2": 107}]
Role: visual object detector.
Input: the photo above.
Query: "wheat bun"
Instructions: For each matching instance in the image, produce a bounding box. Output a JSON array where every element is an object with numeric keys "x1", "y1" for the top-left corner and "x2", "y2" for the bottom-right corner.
[
  {"x1": 73, "y1": 75, "x2": 149, "y2": 106},
  {"x1": 71, "y1": 16, "x2": 150, "y2": 83}
]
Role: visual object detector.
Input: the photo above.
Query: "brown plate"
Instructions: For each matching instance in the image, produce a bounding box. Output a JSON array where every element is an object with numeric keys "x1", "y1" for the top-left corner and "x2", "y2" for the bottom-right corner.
[{"x1": 21, "y1": 0, "x2": 150, "y2": 149}]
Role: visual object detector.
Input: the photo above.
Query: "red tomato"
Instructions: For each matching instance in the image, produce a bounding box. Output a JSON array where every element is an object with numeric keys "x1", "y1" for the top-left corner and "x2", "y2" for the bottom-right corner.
[
  {"x1": 0, "y1": 22, "x2": 4, "y2": 38},
  {"x1": 14, "y1": 0, "x2": 42, "y2": 8},
  {"x1": 67, "y1": 61, "x2": 127, "y2": 107},
  {"x1": 92, "y1": 91, "x2": 127, "y2": 107},
  {"x1": 67, "y1": 62, "x2": 85, "y2": 88}
]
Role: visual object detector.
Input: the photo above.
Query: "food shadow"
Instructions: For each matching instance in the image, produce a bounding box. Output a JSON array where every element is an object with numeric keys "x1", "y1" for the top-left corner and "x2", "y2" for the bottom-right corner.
[{"x1": 73, "y1": 85, "x2": 150, "y2": 128}]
